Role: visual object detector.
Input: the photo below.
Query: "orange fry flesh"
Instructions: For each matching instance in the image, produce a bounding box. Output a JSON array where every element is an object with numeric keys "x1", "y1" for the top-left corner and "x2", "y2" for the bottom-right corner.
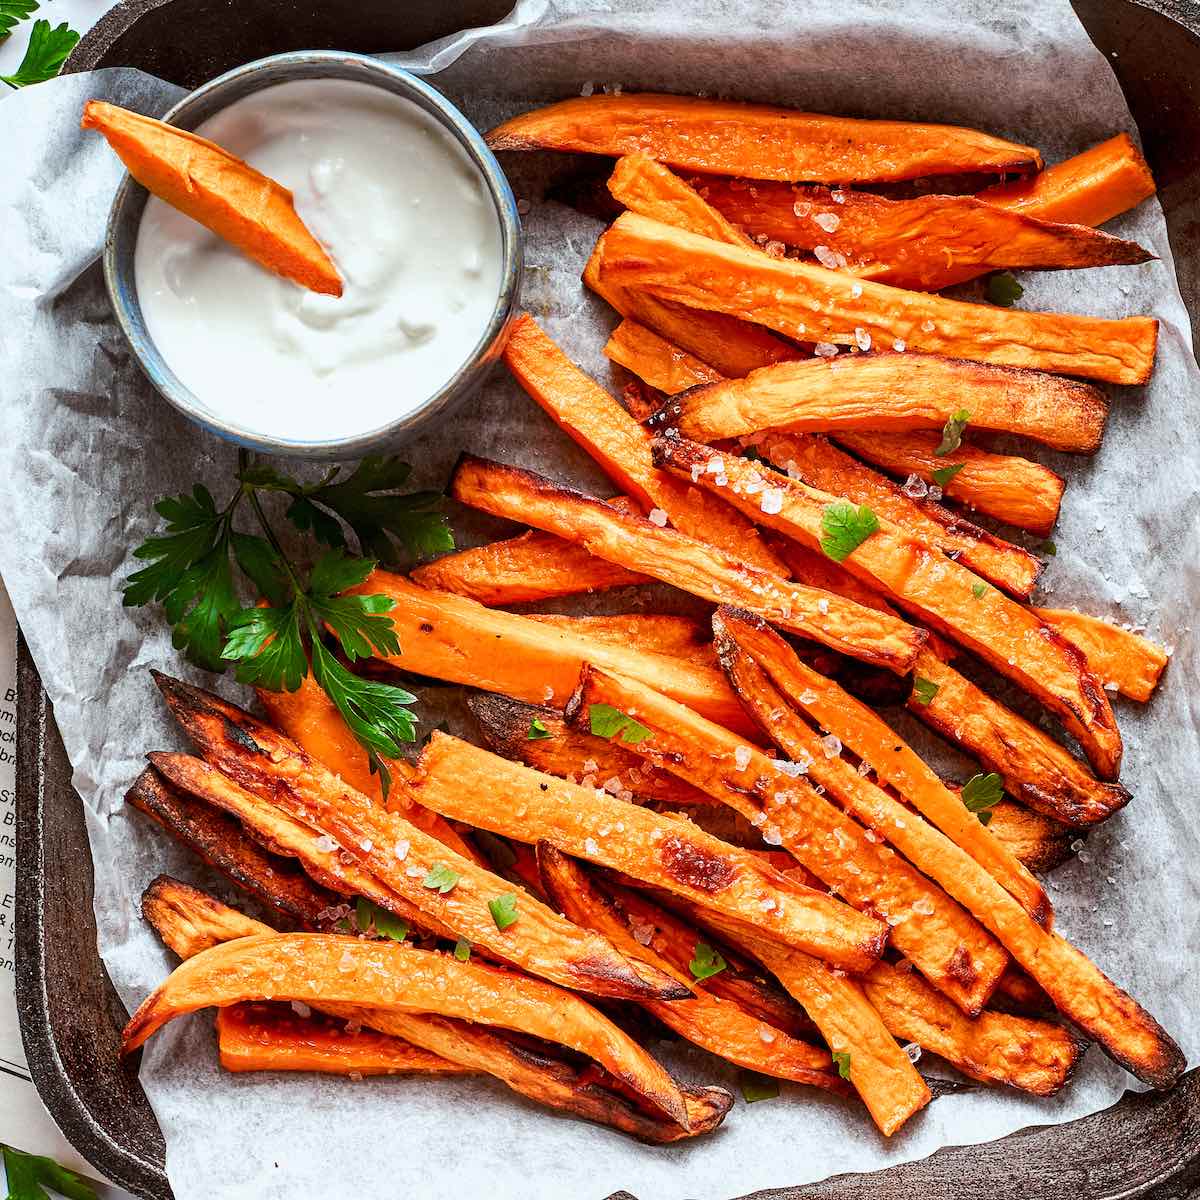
[
  {"x1": 652, "y1": 435, "x2": 1123, "y2": 780},
  {"x1": 1034, "y1": 609, "x2": 1169, "y2": 703},
  {"x1": 604, "y1": 318, "x2": 724, "y2": 394},
  {"x1": 487, "y1": 93, "x2": 1042, "y2": 183},
  {"x1": 81, "y1": 101, "x2": 341, "y2": 296},
  {"x1": 600, "y1": 212, "x2": 1158, "y2": 385}
]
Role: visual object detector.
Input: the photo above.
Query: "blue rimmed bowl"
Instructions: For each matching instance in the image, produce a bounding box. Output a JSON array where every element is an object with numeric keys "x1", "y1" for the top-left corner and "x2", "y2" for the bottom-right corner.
[{"x1": 102, "y1": 49, "x2": 524, "y2": 460}]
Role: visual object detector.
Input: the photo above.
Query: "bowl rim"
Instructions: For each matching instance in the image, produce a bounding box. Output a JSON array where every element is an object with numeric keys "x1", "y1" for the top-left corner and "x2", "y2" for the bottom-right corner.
[{"x1": 102, "y1": 48, "x2": 524, "y2": 459}]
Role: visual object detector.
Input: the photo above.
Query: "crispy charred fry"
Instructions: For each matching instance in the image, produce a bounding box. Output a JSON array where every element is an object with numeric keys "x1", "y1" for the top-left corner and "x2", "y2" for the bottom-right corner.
[
  {"x1": 468, "y1": 694, "x2": 718, "y2": 808},
  {"x1": 412, "y1": 732, "x2": 887, "y2": 971},
  {"x1": 835, "y1": 431, "x2": 1064, "y2": 537},
  {"x1": 689, "y1": 179, "x2": 1151, "y2": 290},
  {"x1": 654, "y1": 436, "x2": 1122, "y2": 779},
  {"x1": 81, "y1": 101, "x2": 341, "y2": 296},
  {"x1": 345, "y1": 571, "x2": 752, "y2": 735},
  {"x1": 449, "y1": 455, "x2": 925, "y2": 675},
  {"x1": 600, "y1": 213, "x2": 1158, "y2": 385},
  {"x1": 126, "y1": 767, "x2": 337, "y2": 926},
  {"x1": 123, "y1": 933, "x2": 698, "y2": 1128},
  {"x1": 660, "y1": 352, "x2": 1109, "y2": 453},
  {"x1": 487, "y1": 93, "x2": 1041, "y2": 183},
  {"x1": 1034, "y1": 609, "x2": 1169, "y2": 703},
  {"x1": 604, "y1": 319, "x2": 723, "y2": 394},
  {"x1": 527, "y1": 614, "x2": 715, "y2": 667},
  {"x1": 713, "y1": 608, "x2": 1050, "y2": 923},
  {"x1": 568, "y1": 666, "x2": 1001, "y2": 1013},
  {"x1": 217, "y1": 1003, "x2": 471, "y2": 1077},
  {"x1": 152, "y1": 675, "x2": 685, "y2": 1003},
  {"x1": 986, "y1": 803, "x2": 1074, "y2": 873},
  {"x1": 979, "y1": 133, "x2": 1155, "y2": 227},
  {"x1": 142, "y1": 880, "x2": 730, "y2": 1142},
  {"x1": 861, "y1": 961, "x2": 1083, "y2": 1095},
  {"x1": 536, "y1": 844, "x2": 845, "y2": 1093},
  {"x1": 907, "y1": 650, "x2": 1131, "y2": 827},
  {"x1": 504, "y1": 314, "x2": 787, "y2": 574},
  {"x1": 755, "y1": 432, "x2": 1042, "y2": 599}
]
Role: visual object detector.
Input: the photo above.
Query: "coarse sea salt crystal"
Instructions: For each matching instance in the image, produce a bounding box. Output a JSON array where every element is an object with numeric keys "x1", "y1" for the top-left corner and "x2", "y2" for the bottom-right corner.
[
  {"x1": 902, "y1": 474, "x2": 928, "y2": 499},
  {"x1": 821, "y1": 733, "x2": 842, "y2": 758},
  {"x1": 850, "y1": 282, "x2": 863, "y2": 298},
  {"x1": 921, "y1": 319, "x2": 936, "y2": 333},
  {"x1": 831, "y1": 189, "x2": 846, "y2": 204},
  {"x1": 580, "y1": 81, "x2": 595, "y2": 96},
  {"x1": 854, "y1": 327, "x2": 871, "y2": 351},
  {"x1": 762, "y1": 825, "x2": 783, "y2": 846},
  {"x1": 817, "y1": 598, "x2": 829, "y2": 615},
  {"x1": 648, "y1": 507, "x2": 668, "y2": 527},
  {"x1": 584, "y1": 837, "x2": 600, "y2": 856},
  {"x1": 706, "y1": 456, "x2": 726, "y2": 475},
  {"x1": 359, "y1": 838, "x2": 373, "y2": 852},
  {"x1": 291, "y1": 1000, "x2": 312, "y2": 1019},
  {"x1": 734, "y1": 745, "x2": 752, "y2": 770},
  {"x1": 691, "y1": 463, "x2": 703, "y2": 482},
  {"x1": 632, "y1": 923, "x2": 655, "y2": 945},
  {"x1": 813, "y1": 341, "x2": 839, "y2": 358},
  {"x1": 799, "y1": 689, "x2": 818, "y2": 704},
  {"x1": 750, "y1": 811, "x2": 767, "y2": 827},
  {"x1": 393, "y1": 839, "x2": 410, "y2": 861},
  {"x1": 315, "y1": 834, "x2": 337, "y2": 853},
  {"x1": 603, "y1": 777, "x2": 622, "y2": 794},
  {"x1": 813, "y1": 244, "x2": 840, "y2": 268},
  {"x1": 912, "y1": 896, "x2": 935, "y2": 916},
  {"x1": 903, "y1": 1042, "x2": 922, "y2": 1064},
  {"x1": 759, "y1": 1028, "x2": 776, "y2": 1044},
  {"x1": 583, "y1": 758, "x2": 598, "y2": 773},
  {"x1": 761, "y1": 487, "x2": 784, "y2": 515},
  {"x1": 338, "y1": 950, "x2": 356, "y2": 973},
  {"x1": 542, "y1": 684, "x2": 554, "y2": 701},
  {"x1": 893, "y1": 338, "x2": 907, "y2": 352},
  {"x1": 814, "y1": 211, "x2": 841, "y2": 232}
]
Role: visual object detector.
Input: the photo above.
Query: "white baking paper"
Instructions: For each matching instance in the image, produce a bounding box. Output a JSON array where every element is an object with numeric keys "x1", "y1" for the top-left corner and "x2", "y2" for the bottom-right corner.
[{"x1": 0, "y1": 3, "x2": 1197, "y2": 1199}]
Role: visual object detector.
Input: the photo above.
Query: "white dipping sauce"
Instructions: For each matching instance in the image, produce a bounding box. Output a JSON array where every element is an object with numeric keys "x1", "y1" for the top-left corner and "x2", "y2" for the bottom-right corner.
[{"x1": 134, "y1": 78, "x2": 504, "y2": 442}]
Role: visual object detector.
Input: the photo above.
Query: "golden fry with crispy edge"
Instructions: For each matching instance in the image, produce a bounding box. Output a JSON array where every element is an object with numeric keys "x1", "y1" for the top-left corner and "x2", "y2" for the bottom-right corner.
[
  {"x1": 907, "y1": 650, "x2": 1131, "y2": 827},
  {"x1": 527, "y1": 614, "x2": 716, "y2": 668},
  {"x1": 486, "y1": 93, "x2": 1041, "y2": 183},
  {"x1": 536, "y1": 843, "x2": 847, "y2": 1093},
  {"x1": 126, "y1": 767, "x2": 338, "y2": 927},
  {"x1": 141, "y1": 881, "x2": 732, "y2": 1143},
  {"x1": 689, "y1": 179, "x2": 1151, "y2": 290},
  {"x1": 345, "y1": 571, "x2": 754, "y2": 736},
  {"x1": 151, "y1": 675, "x2": 687, "y2": 1003},
  {"x1": 567, "y1": 665, "x2": 1001, "y2": 1013},
  {"x1": 659, "y1": 352, "x2": 1109, "y2": 452},
  {"x1": 653, "y1": 435, "x2": 1123, "y2": 780},
  {"x1": 123, "y1": 933, "x2": 699, "y2": 1128},
  {"x1": 448, "y1": 454, "x2": 925, "y2": 675},
  {"x1": 81, "y1": 101, "x2": 341, "y2": 296},
  {"x1": 755, "y1": 432, "x2": 1042, "y2": 599},
  {"x1": 984, "y1": 803, "x2": 1073, "y2": 874},
  {"x1": 861, "y1": 961, "x2": 1084, "y2": 1095},
  {"x1": 834, "y1": 431, "x2": 1065, "y2": 537},
  {"x1": 412, "y1": 731, "x2": 887, "y2": 971},
  {"x1": 605, "y1": 319, "x2": 723, "y2": 394},
  {"x1": 504, "y1": 313, "x2": 788, "y2": 575},
  {"x1": 1034, "y1": 609, "x2": 1169, "y2": 703},
  {"x1": 713, "y1": 608, "x2": 1050, "y2": 924},
  {"x1": 217, "y1": 1003, "x2": 472, "y2": 1077},
  {"x1": 600, "y1": 213, "x2": 1158, "y2": 385}
]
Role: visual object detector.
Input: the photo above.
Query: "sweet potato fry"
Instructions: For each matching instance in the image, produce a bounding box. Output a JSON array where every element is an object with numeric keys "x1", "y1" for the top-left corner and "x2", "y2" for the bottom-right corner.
[
  {"x1": 654, "y1": 435, "x2": 1123, "y2": 779},
  {"x1": 861, "y1": 961, "x2": 1083, "y2": 1095},
  {"x1": 755, "y1": 432, "x2": 1042, "y2": 599},
  {"x1": 126, "y1": 766, "x2": 338, "y2": 926},
  {"x1": 907, "y1": 650, "x2": 1131, "y2": 827},
  {"x1": 834, "y1": 431, "x2": 1065, "y2": 536},
  {"x1": 527, "y1": 614, "x2": 715, "y2": 667},
  {"x1": 152, "y1": 675, "x2": 686, "y2": 1003},
  {"x1": 217, "y1": 1003, "x2": 471, "y2": 1077},
  {"x1": 689, "y1": 179, "x2": 1151, "y2": 290},
  {"x1": 123, "y1": 933, "x2": 699, "y2": 1127},
  {"x1": 1034, "y1": 609, "x2": 1169, "y2": 703},
  {"x1": 604, "y1": 319, "x2": 723, "y2": 394},
  {"x1": 142, "y1": 880, "x2": 732, "y2": 1142},
  {"x1": 600, "y1": 213, "x2": 1158, "y2": 385},
  {"x1": 979, "y1": 133, "x2": 1155, "y2": 227},
  {"x1": 504, "y1": 314, "x2": 787, "y2": 574},
  {"x1": 986, "y1": 803, "x2": 1073, "y2": 873},
  {"x1": 411, "y1": 527, "x2": 648, "y2": 603},
  {"x1": 567, "y1": 665, "x2": 1002, "y2": 1013},
  {"x1": 81, "y1": 101, "x2": 341, "y2": 296},
  {"x1": 661, "y1": 352, "x2": 1108, "y2": 453},
  {"x1": 536, "y1": 843, "x2": 846, "y2": 1093},
  {"x1": 449, "y1": 455, "x2": 925, "y2": 675},
  {"x1": 713, "y1": 608, "x2": 1050, "y2": 923},
  {"x1": 487, "y1": 93, "x2": 1041, "y2": 183},
  {"x1": 412, "y1": 732, "x2": 886, "y2": 971}
]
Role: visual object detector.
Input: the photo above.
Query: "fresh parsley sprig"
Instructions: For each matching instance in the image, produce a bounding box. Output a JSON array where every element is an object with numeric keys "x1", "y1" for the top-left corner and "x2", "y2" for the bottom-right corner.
[
  {"x1": 1, "y1": 16, "x2": 79, "y2": 87},
  {"x1": 588, "y1": 703, "x2": 652, "y2": 745},
  {"x1": 1, "y1": 1145, "x2": 96, "y2": 1200},
  {"x1": 961, "y1": 772, "x2": 1004, "y2": 825},
  {"x1": 820, "y1": 501, "x2": 879, "y2": 563},
  {"x1": 0, "y1": 1, "x2": 39, "y2": 39},
  {"x1": 125, "y1": 451, "x2": 453, "y2": 798}
]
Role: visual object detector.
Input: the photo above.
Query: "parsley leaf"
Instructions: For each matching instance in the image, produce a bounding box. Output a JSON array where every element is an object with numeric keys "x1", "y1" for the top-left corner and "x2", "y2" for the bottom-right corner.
[
  {"x1": 971, "y1": 581, "x2": 988, "y2": 599},
  {"x1": 986, "y1": 272, "x2": 1024, "y2": 307},
  {"x1": 1041, "y1": 539, "x2": 1058, "y2": 557},
  {"x1": 355, "y1": 897, "x2": 408, "y2": 942},
  {"x1": 1, "y1": 18, "x2": 79, "y2": 87},
  {"x1": 0, "y1": 1, "x2": 38, "y2": 40},
  {"x1": 527, "y1": 717, "x2": 552, "y2": 740},
  {"x1": 912, "y1": 677, "x2": 939, "y2": 706},
  {"x1": 820, "y1": 501, "x2": 879, "y2": 563},
  {"x1": 738, "y1": 1070, "x2": 780, "y2": 1103},
  {"x1": 832, "y1": 1050, "x2": 852, "y2": 1080},
  {"x1": 588, "y1": 703, "x2": 652, "y2": 745},
  {"x1": 689, "y1": 941, "x2": 727, "y2": 981},
  {"x1": 1, "y1": 1145, "x2": 97, "y2": 1200},
  {"x1": 488, "y1": 893, "x2": 519, "y2": 930},
  {"x1": 453, "y1": 937, "x2": 471, "y2": 962},
  {"x1": 936, "y1": 409, "x2": 971, "y2": 457},
  {"x1": 423, "y1": 864, "x2": 460, "y2": 894},
  {"x1": 930, "y1": 462, "x2": 965, "y2": 488},
  {"x1": 961, "y1": 772, "x2": 1004, "y2": 825}
]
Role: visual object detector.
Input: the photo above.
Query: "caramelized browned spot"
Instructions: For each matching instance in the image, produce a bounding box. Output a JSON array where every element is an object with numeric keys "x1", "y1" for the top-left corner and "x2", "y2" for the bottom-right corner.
[
  {"x1": 659, "y1": 835, "x2": 735, "y2": 893},
  {"x1": 947, "y1": 945, "x2": 979, "y2": 989}
]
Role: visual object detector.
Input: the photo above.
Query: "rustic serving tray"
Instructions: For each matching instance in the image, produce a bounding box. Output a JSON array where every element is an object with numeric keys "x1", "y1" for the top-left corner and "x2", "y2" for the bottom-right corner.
[{"x1": 15, "y1": 1, "x2": 1200, "y2": 1197}]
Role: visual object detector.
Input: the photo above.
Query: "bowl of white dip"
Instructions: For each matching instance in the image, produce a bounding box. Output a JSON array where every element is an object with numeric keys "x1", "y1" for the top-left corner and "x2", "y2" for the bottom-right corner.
[{"x1": 103, "y1": 51, "x2": 523, "y2": 459}]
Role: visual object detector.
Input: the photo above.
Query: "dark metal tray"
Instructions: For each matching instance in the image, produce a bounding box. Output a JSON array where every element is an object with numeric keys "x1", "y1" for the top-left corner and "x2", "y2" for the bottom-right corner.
[{"x1": 15, "y1": 2, "x2": 1200, "y2": 1197}]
